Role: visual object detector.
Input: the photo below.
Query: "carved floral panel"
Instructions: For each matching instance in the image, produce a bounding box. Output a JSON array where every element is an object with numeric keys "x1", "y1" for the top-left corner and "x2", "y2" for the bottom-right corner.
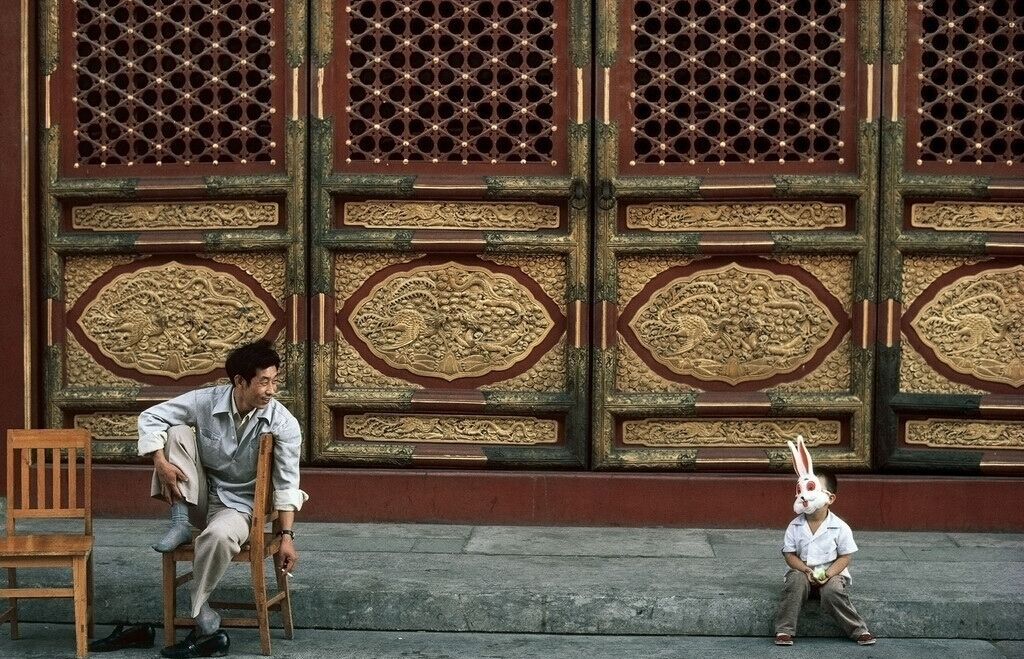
[
  {"x1": 71, "y1": 201, "x2": 279, "y2": 232},
  {"x1": 625, "y1": 202, "x2": 846, "y2": 232},
  {"x1": 343, "y1": 200, "x2": 560, "y2": 230},
  {"x1": 621, "y1": 418, "x2": 841, "y2": 448},
  {"x1": 619, "y1": 258, "x2": 847, "y2": 388},
  {"x1": 337, "y1": 256, "x2": 565, "y2": 386},
  {"x1": 905, "y1": 263, "x2": 1024, "y2": 390},
  {"x1": 343, "y1": 414, "x2": 558, "y2": 445},
  {"x1": 65, "y1": 256, "x2": 286, "y2": 384},
  {"x1": 905, "y1": 419, "x2": 1024, "y2": 451}
]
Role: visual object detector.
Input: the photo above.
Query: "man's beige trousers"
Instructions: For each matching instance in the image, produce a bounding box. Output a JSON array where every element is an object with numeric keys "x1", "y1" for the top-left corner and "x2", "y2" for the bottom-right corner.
[{"x1": 150, "y1": 425, "x2": 251, "y2": 617}]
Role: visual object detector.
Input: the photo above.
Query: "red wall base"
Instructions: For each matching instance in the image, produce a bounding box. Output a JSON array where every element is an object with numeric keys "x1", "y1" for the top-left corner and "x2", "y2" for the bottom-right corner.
[{"x1": 93, "y1": 466, "x2": 1024, "y2": 532}]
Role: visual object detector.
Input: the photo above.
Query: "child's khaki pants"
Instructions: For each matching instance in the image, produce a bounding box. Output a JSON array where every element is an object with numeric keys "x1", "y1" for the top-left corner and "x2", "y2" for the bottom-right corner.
[
  {"x1": 150, "y1": 425, "x2": 252, "y2": 618},
  {"x1": 774, "y1": 568, "x2": 870, "y2": 638}
]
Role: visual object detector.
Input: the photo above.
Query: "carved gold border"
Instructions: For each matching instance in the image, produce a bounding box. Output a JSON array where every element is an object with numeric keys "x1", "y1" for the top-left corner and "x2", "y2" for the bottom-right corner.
[
  {"x1": 911, "y1": 202, "x2": 1024, "y2": 232},
  {"x1": 343, "y1": 414, "x2": 559, "y2": 445},
  {"x1": 621, "y1": 418, "x2": 842, "y2": 448},
  {"x1": 905, "y1": 419, "x2": 1024, "y2": 450},
  {"x1": 344, "y1": 200, "x2": 560, "y2": 230},
  {"x1": 71, "y1": 201, "x2": 279, "y2": 231},
  {"x1": 626, "y1": 202, "x2": 845, "y2": 231}
]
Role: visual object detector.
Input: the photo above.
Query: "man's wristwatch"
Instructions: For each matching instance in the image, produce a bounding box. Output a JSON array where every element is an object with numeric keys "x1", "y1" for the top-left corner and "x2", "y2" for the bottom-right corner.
[{"x1": 277, "y1": 529, "x2": 295, "y2": 539}]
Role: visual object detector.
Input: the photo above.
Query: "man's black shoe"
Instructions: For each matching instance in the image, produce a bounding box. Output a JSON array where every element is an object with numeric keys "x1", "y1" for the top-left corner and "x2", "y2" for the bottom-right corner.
[
  {"x1": 88, "y1": 623, "x2": 156, "y2": 652},
  {"x1": 159, "y1": 629, "x2": 230, "y2": 658}
]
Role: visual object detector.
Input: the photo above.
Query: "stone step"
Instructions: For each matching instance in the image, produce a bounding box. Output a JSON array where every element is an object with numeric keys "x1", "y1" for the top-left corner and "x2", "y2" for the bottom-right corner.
[{"x1": 7, "y1": 521, "x2": 1024, "y2": 640}]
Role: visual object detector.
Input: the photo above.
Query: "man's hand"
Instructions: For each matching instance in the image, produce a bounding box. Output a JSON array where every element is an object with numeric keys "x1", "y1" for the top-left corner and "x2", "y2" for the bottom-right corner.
[
  {"x1": 153, "y1": 452, "x2": 188, "y2": 502},
  {"x1": 803, "y1": 567, "x2": 817, "y2": 584},
  {"x1": 278, "y1": 535, "x2": 298, "y2": 575}
]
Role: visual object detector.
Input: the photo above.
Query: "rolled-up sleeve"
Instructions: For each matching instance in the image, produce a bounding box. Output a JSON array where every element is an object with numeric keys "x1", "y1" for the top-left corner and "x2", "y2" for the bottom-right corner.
[
  {"x1": 137, "y1": 391, "x2": 199, "y2": 456},
  {"x1": 271, "y1": 417, "x2": 308, "y2": 511}
]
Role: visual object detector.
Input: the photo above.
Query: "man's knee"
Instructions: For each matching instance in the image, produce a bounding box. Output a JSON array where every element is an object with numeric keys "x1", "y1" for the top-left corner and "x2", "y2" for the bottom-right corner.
[
  {"x1": 167, "y1": 425, "x2": 195, "y2": 445},
  {"x1": 197, "y1": 523, "x2": 243, "y2": 551}
]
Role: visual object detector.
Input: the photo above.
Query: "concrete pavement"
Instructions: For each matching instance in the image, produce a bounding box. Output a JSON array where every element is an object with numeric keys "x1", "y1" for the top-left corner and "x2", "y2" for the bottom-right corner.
[
  {"x1": 2, "y1": 624, "x2": 1023, "y2": 659},
  {"x1": 1, "y1": 519, "x2": 1022, "y2": 657}
]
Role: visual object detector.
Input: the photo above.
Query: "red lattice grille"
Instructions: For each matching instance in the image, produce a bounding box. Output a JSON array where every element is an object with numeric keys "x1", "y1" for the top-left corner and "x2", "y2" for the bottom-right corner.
[
  {"x1": 916, "y1": 1, "x2": 1024, "y2": 167},
  {"x1": 629, "y1": 0, "x2": 848, "y2": 167},
  {"x1": 342, "y1": 0, "x2": 558, "y2": 165},
  {"x1": 71, "y1": 0, "x2": 280, "y2": 168}
]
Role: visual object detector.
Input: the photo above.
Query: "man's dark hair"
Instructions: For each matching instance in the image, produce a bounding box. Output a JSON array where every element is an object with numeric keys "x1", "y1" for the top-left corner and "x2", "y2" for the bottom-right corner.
[
  {"x1": 225, "y1": 339, "x2": 281, "y2": 385},
  {"x1": 816, "y1": 470, "x2": 837, "y2": 494}
]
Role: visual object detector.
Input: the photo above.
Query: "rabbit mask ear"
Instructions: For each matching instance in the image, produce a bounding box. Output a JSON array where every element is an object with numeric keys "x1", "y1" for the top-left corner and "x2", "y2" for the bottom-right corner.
[
  {"x1": 797, "y1": 435, "x2": 815, "y2": 477},
  {"x1": 787, "y1": 438, "x2": 807, "y2": 477}
]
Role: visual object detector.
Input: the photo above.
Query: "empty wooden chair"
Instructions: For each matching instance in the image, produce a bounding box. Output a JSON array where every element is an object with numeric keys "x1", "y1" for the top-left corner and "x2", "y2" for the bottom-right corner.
[
  {"x1": 162, "y1": 433, "x2": 293, "y2": 656},
  {"x1": 0, "y1": 428, "x2": 94, "y2": 658}
]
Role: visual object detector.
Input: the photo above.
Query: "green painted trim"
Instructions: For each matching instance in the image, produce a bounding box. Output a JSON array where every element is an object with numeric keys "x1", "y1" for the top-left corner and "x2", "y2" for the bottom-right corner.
[
  {"x1": 322, "y1": 175, "x2": 416, "y2": 196},
  {"x1": 858, "y1": 0, "x2": 881, "y2": 62},
  {"x1": 595, "y1": 0, "x2": 617, "y2": 68},
  {"x1": 899, "y1": 175, "x2": 991, "y2": 198},
  {"x1": 39, "y1": 0, "x2": 58, "y2": 75},
  {"x1": 614, "y1": 177, "x2": 702, "y2": 199},
  {"x1": 484, "y1": 176, "x2": 573, "y2": 197},
  {"x1": 310, "y1": 0, "x2": 333, "y2": 69},
  {"x1": 569, "y1": 0, "x2": 590, "y2": 70},
  {"x1": 202, "y1": 175, "x2": 293, "y2": 195},
  {"x1": 882, "y1": 0, "x2": 907, "y2": 65},
  {"x1": 772, "y1": 175, "x2": 864, "y2": 197},
  {"x1": 285, "y1": 0, "x2": 307, "y2": 68}
]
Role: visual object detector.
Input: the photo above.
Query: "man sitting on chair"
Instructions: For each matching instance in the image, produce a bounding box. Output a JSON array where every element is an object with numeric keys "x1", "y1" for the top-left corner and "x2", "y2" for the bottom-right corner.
[{"x1": 137, "y1": 339, "x2": 307, "y2": 658}]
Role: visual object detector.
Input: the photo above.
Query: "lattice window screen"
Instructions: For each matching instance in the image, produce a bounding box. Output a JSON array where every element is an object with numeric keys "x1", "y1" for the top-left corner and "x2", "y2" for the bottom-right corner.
[
  {"x1": 342, "y1": 0, "x2": 559, "y2": 165},
  {"x1": 72, "y1": 0, "x2": 280, "y2": 168},
  {"x1": 914, "y1": 0, "x2": 1024, "y2": 167},
  {"x1": 628, "y1": 0, "x2": 848, "y2": 167}
]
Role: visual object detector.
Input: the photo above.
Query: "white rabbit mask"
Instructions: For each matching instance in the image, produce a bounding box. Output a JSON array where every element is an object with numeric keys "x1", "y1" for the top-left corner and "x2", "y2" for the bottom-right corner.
[{"x1": 788, "y1": 435, "x2": 830, "y2": 515}]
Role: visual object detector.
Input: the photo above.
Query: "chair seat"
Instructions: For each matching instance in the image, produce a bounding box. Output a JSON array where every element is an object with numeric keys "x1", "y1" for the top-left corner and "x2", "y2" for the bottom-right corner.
[
  {"x1": 169, "y1": 532, "x2": 280, "y2": 561},
  {"x1": 0, "y1": 534, "x2": 93, "y2": 557}
]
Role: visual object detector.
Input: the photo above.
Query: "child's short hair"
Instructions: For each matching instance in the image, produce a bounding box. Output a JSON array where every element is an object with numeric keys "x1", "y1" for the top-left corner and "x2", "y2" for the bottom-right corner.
[{"x1": 817, "y1": 470, "x2": 837, "y2": 494}]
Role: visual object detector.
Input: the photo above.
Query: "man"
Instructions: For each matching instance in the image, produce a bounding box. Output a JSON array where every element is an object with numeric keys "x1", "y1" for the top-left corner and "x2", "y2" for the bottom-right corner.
[{"x1": 137, "y1": 340, "x2": 307, "y2": 658}]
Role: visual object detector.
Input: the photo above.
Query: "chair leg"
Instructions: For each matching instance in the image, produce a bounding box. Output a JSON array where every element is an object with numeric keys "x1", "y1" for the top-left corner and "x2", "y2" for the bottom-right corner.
[
  {"x1": 86, "y1": 554, "x2": 95, "y2": 638},
  {"x1": 274, "y1": 561, "x2": 294, "y2": 639},
  {"x1": 250, "y1": 554, "x2": 271, "y2": 656},
  {"x1": 6, "y1": 568, "x2": 17, "y2": 640},
  {"x1": 162, "y1": 553, "x2": 177, "y2": 649},
  {"x1": 73, "y1": 557, "x2": 88, "y2": 659}
]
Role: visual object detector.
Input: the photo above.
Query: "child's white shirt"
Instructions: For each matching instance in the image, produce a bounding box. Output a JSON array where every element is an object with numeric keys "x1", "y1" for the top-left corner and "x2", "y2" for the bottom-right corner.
[{"x1": 781, "y1": 510, "x2": 858, "y2": 583}]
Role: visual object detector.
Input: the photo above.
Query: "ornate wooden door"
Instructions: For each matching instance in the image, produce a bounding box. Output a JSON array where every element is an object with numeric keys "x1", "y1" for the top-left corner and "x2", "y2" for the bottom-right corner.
[
  {"x1": 307, "y1": 1, "x2": 592, "y2": 465},
  {"x1": 876, "y1": 1, "x2": 1024, "y2": 473},
  {"x1": 591, "y1": 1, "x2": 882, "y2": 470},
  {"x1": 40, "y1": 0, "x2": 308, "y2": 458}
]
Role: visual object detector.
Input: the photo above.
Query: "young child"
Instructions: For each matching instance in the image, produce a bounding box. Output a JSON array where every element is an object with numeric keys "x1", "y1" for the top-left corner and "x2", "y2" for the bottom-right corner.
[{"x1": 773, "y1": 436, "x2": 875, "y2": 646}]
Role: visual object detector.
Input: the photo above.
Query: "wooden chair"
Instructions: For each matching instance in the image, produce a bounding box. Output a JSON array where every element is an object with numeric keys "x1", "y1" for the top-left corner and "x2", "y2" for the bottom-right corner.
[
  {"x1": 0, "y1": 429, "x2": 94, "y2": 658},
  {"x1": 162, "y1": 433, "x2": 293, "y2": 656}
]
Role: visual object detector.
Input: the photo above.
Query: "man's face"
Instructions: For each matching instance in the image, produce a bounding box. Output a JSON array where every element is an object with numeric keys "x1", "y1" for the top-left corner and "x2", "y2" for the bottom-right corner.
[{"x1": 234, "y1": 366, "x2": 279, "y2": 410}]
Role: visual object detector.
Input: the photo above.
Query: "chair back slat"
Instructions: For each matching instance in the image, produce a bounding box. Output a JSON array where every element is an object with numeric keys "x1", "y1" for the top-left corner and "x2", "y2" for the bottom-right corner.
[
  {"x1": 248, "y1": 434, "x2": 275, "y2": 547},
  {"x1": 52, "y1": 448, "x2": 61, "y2": 510},
  {"x1": 5, "y1": 429, "x2": 92, "y2": 536},
  {"x1": 68, "y1": 448, "x2": 78, "y2": 511}
]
